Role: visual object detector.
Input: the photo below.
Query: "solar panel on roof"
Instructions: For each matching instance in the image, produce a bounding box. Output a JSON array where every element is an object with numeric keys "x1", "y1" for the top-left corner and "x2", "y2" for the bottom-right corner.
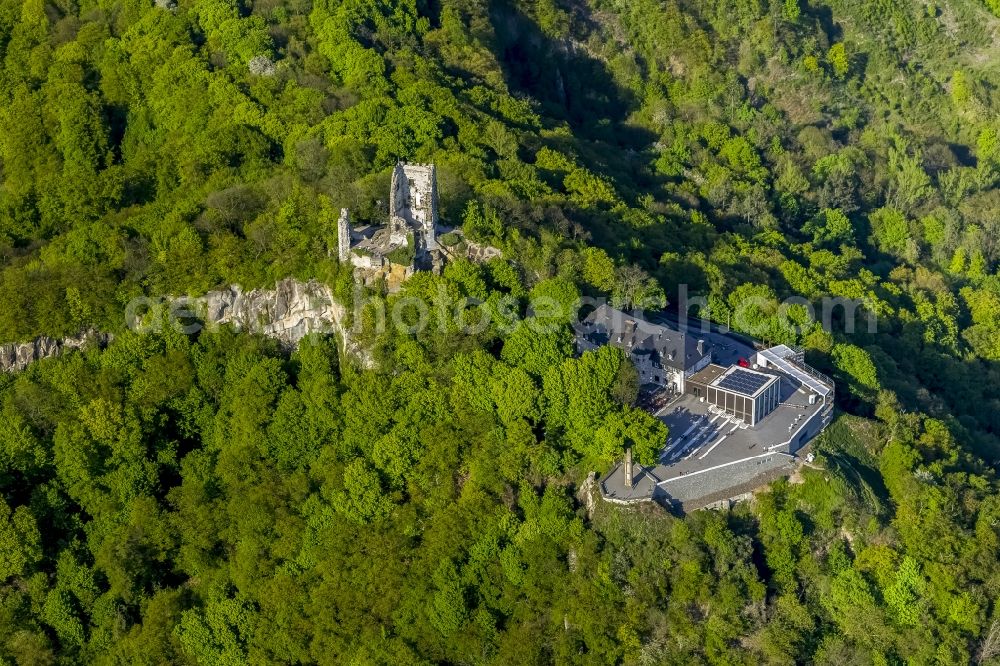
[{"x1": 716, "y1": 369, "x2": 771, "y2": 396}]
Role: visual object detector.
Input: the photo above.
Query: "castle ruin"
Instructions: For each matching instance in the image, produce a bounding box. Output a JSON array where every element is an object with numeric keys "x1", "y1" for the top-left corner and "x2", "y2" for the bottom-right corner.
[
  {"x1": 338, "y1": 162, "x2": 443, "y2": 281},
  {"x1": 390, "y1": 161, "x2": 438, "y2": 255},
  {"x1": 337, "y1": 161, "x2": 501, "y2": 287}
]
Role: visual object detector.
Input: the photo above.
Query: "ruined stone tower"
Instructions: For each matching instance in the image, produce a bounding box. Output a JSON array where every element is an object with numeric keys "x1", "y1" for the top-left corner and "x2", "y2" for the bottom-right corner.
[
  {"x1": 335, "y1": 162, "x2": 457, "y2": 282},
  {"x1": 337, "y1": 208, "x2": 350, "y2": 263},
  {"x1": 389, "y1": 162, "x2": 438, "y2": 254}
]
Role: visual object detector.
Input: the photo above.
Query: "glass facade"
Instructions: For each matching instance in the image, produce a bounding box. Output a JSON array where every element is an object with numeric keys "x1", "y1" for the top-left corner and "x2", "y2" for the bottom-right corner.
[{"x1": 705, "y1": 375, "x2": 780, "y2": 426}]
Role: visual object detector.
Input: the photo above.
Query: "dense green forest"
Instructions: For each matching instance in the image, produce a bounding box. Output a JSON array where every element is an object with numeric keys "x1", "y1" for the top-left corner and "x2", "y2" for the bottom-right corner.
[{"x1": 3, "y1": 0, "x2": 1000, "y2": 661}]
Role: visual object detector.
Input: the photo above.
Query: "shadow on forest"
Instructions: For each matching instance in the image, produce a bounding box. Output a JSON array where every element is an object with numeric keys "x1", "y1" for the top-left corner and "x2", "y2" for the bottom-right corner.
[
  {"x1": 486, "y1": 2, "x2": 682, "y2": 262},
  {"x1": 810, "y1": 6, "x2": 843, "y2": 44},
  {"x1": 490, "y1": 2, "x2": 636, "y2": 136},
  {"x1": 488, "y1": 3, "x2": 661, "y2": 173},
  {"x1": 824, "y1": 450, "x2": 890, "y2": 517},
  {"x1": 811, "y1": 322, "x2": 1000, "y2": 466}
]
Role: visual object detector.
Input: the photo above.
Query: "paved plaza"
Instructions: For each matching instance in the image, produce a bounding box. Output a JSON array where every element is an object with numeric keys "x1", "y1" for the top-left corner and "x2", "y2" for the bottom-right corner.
[{"x1": 601, "y1": 362, "x2": 831, "y2": 510}]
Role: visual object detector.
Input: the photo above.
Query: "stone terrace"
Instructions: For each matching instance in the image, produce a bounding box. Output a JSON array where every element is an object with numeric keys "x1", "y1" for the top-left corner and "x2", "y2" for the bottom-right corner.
[{"x1": 600, "y1": 360, "x2": 830, "y2": 510}]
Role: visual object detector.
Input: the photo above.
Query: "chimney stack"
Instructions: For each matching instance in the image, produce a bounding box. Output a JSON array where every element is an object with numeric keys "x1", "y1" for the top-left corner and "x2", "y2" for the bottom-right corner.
[{"x1": 624, "y1": 447, "x2": 633, "y2": 489}]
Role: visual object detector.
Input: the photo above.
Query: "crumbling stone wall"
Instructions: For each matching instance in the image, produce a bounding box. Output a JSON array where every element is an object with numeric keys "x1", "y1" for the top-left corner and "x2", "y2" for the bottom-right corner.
[{"x1": 390, "y1": 162, "x2": 438, "y2": 251}]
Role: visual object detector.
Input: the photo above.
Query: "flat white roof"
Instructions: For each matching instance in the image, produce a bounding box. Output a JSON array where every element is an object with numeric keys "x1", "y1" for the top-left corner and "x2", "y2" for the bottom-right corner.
[{"x1": 756, "y1": 347, "x2": 832, "y2": 398}]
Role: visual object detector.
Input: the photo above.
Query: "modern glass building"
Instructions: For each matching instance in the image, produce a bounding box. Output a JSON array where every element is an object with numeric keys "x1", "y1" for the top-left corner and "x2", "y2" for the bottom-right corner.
[{"x1": 686, "y1": 365, "x2": 781, "y2": 427}]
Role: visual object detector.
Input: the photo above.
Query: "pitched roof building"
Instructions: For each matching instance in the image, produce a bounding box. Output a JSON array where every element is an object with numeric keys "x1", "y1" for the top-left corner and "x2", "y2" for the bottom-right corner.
[{"x1": 575, "y1": 304, "x2": 713, "y2": 392}]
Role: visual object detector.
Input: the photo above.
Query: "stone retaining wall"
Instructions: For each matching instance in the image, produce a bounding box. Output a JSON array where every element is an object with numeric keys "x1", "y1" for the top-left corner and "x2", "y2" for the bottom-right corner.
[{"x1": 654, "y1": 453, "x2": 796, "y2": 510}]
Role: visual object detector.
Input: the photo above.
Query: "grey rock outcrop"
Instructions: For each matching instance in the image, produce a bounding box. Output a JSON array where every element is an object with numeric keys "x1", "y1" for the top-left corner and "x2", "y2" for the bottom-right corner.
[
  {"x1": 191, "y1": 278, "x2": 372, "y2": 366},
  {"x1": 248, "y1": 55, "x2": 276, "y2": 76},
  {"x1": 195, "y1": 278, "x2": 347, "y2": 349},
  {"x1": 464, "y1": 240, "x2": 502, "y2": 263},
  {"x1": 1, "y1": 279, "x2": 366, "y2": 374},
  {"x1": 0, "y1": 330, "x2": 110, "y2": 373},
  {"x1": 577, "y1": 472, "x2": 598, "y2": 520}
]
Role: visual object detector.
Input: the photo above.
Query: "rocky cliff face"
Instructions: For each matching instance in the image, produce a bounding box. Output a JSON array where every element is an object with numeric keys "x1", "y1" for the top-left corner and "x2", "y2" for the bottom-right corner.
[
  {"x1": 1, "y1": 279, "x2": 362, "y2": 374},
  {"x1": 196, "y1": 278, "x2": 350, "y2": 350},
  {"x1": 196, "y1": 279, "x2": 371, "y2": 366},
  {"x1": 0, "y1": 330, "x2": 111, "y2": 373}
]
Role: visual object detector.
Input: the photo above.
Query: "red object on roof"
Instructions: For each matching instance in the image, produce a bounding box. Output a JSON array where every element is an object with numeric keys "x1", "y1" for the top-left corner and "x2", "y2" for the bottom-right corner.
[{"x1": 737, "y1": 357, "x2": 750, "y2": 367}]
